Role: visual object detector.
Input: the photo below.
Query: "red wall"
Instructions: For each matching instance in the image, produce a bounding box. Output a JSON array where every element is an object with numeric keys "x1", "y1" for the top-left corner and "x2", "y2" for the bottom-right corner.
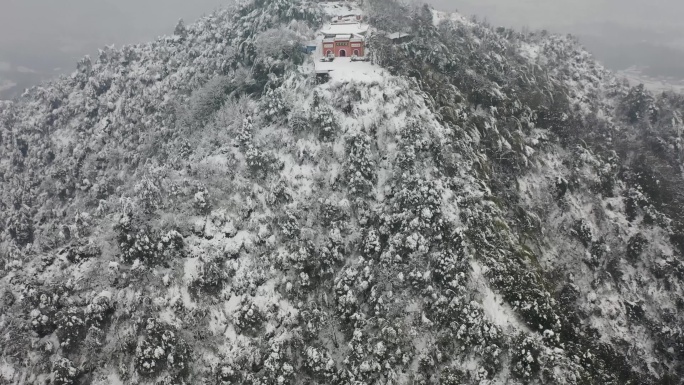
[
  {"x1": 349, "y1": 42, "x2": 364, "y2": 57},
  {"x1": 323, "y1": 41, "x2": 364, "y2": 57}
]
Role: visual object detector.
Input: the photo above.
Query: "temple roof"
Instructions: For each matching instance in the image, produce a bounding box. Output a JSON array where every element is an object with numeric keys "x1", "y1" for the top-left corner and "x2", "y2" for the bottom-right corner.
[{"x1": 320, "y1": 23, "x2": 368, "y2": 36}]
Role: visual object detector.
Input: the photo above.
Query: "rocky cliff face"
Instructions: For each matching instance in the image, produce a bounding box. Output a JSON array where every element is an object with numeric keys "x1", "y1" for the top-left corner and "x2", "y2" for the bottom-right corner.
[{"x1": 1, "y1": 0, "x2": 683, "y2": 384}]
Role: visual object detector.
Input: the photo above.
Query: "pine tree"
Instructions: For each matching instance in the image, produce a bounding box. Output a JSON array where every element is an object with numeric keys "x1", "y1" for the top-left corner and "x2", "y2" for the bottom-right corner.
[{"x1": 174, "y1": 19, "x2": 187, "y2": 39}]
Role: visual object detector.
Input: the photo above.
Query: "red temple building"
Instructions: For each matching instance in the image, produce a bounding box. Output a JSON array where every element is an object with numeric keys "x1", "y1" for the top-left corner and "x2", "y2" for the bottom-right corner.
[
  {"x1": 320, "y1": 15, "x2": 368, "y2": 58},
  {"x1": 322, "y1": 34, "x2": 365, "y2": 57}
]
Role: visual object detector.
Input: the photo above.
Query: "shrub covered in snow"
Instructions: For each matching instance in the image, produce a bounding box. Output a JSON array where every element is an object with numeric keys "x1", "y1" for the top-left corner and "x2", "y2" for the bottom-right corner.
[
  {"x1": 52, "y1": 357, "x2": 79, "y2": 385},
  {"x1": 65, "y1": 239, "x2": 101, "y2": 264},
  {"x1": 134, "y1": 318, "x2": 191, "y2": 377},
  {"x1": 627, "y1": 233, "x2": 648, "y2": 262},
  {"x1": 344, "y1": 133, "x2": 376, "y2": 197},
  {"x1": 572, "y1": 219, "x2": 593, "y2": 247},
  {"x1": 245, "y1": 147, "x2": 281, "y2": 178},
  {"x1": 115, "y1": 214, "x2": 184, "y2": 265},
  {"x1": 302, "y1": 345, "x2": 337, "y2": 381},
  {"x1": 511, "y1": 335, "x2": 542, "y2": 379},
  {"x1": 261, "y1": 342, "x2": 296, "y2": 384},
  {"x1": 25, "y1": 285, "x2": 71, "y2": 337},
  {"x1": 217, "y1": 364, "x2": 242, "y2": 384},
  {"x1": 193, "y1": 186, "x2": 212, "y2": 214},
  {"x1": 56, "y1": 307, "x2": 87, "y2": 351},
  {"x1": 7, "y1": 211, "x2": 34, "y2": 247},
  {"x1": 311, "y1": 106, "x2": 338, "y2": 142},
  {"x1": 233, "y1": 297, "x2": 265, "y2": 336},
  {"x1": 191, "y1": 259, "x2": 228, "y2": 296}
]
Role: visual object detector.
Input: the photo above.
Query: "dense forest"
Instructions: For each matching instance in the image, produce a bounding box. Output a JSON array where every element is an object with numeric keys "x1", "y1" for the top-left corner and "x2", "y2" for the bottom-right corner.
[{"x1": 1, "y1": 0, "x2": 684, "y2": 383}]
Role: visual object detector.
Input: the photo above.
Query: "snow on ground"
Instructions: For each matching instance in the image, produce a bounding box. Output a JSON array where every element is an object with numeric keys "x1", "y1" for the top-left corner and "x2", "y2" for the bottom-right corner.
[
  {"x1": 320, "y1": 1, "x2": 363, "y2": 17},
  {"x1": 315, "y1": 57, "x2": 384, "y2": 83},
  {"x1": 0, "y1": 361, "x2": 16, "y2": 383},
  {"x1": 279, "y1": 152, "x2": 317, "y2": 199},
  {"x1": 519, "y1": 42, "x2": 541, "y2": 61},
  {"x1": 183, "y1": 256, "x2": 202, "y2": 283},
  {"x1": 620, "y1": 66, "x2": 684, "y2": 93},
  {"x1": 431, "y1": 9, "x2": 474, "y2": 27},
  {"x1": 320, "y1": 23, "x2": 369, "y2": 36},
  {"x1": 470, "y1": 259, "x2": 530, "y2": 333}
]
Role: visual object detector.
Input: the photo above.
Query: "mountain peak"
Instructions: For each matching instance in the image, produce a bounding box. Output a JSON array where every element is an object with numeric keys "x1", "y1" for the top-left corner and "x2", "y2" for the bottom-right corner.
[{"x1": 1, "y1": 0, "x2": 684, "y2": 383}]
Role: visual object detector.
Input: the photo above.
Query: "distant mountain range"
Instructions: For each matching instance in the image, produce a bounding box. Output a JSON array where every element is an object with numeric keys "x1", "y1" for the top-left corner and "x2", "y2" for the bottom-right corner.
[{"x1": 573, "y1": 21, "x2": 684, "y2": 78}]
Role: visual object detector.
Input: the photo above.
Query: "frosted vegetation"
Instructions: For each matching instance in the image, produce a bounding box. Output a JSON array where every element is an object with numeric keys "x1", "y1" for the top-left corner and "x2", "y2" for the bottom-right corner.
[{"x1": 1, "y1": 0, "x2": 684, "y2": 383}]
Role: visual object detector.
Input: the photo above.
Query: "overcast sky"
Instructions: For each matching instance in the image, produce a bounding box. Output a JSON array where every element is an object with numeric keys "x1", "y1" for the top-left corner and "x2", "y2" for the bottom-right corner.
[
  {"x1": 2, "y1": 0, "x2": 684, "y2": 98},
  {"x1": 0, "y1": 0, "x2": 225, "y2": 67},
  {"x1": 434, "y1": 0, "x2": 684, "y2": 83},
  {"x1": 431, "y1": 0, "x2": 684, "y2": 31}
]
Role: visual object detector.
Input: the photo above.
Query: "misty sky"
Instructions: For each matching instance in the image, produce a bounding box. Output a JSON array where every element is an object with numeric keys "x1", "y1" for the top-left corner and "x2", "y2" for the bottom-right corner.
[
  {"x1": 432, "y1": 0, "x2": 684, "y2": 31},
  {"x1": 2, "y1": 0, "x2": 684, "y2": 98}
]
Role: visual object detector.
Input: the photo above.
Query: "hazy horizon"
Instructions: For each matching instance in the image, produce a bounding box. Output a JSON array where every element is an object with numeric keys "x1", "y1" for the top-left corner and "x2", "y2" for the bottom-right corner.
[
  {"x1": 0, "y1": 0, "x2": 226, "y2": 99},
  {"x1": 2, "y1": 0, "x2": 684, "y2": 99},
  {"x1": 432, "y1": 0, "x2": 684, "y2": 88}
]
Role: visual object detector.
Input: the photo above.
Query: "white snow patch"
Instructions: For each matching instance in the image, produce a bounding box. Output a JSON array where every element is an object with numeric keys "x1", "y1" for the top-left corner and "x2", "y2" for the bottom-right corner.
[
  {"x1": 620, "y1": 66, "x2": 684, "y2": 94},
  {"x1": 91, "y1": 372, "x2": 125, "y2": 385},
  {"x1": 183, "y1": 257, "x2": 201, "y2": 283},
  {"x1": 199, "y1": 154, "x2": 232, "y2": 169},
  {"x1": 315, "y1": 58, "x2": 384, "y2": 84},
  {"x1": 210, "y1": 294, "x2": 244, "y2": 341},
  {"x1": 159, "y1": 307, "x2": 178, "y2": 325},
  {"x1": 431, "y1": 9, "x2": 473, "y2": 27},
  {"x1": 0, "y1": 361, "x2": 16, "y2": 382},
  {"x1": 279, "y1": 154, "x2": 317, "y2": 198},
  {"x1": 167, "y1": 284, "x2": 196, "y2": 310},
  {"x1": 320, "y1": 1, "x2": 363, "y2": 17},
  {"x1": 519, "y1": 42, "x2": 541, "y2": 61},
  {"x1": 320, "y1": 23, "x2": 369, "y2": 36},
  {"x1": 471, "y1": 259, "x2": 529, "y2": 333},
  {"x1": 223, "y1": 294, "x2": 244, "y2": 315}
]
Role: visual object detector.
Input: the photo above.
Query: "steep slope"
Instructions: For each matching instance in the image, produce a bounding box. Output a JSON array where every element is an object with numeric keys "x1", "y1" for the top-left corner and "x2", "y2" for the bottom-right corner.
[{"x1": 1, "y1": 0, "x2": 684, "y2": 384}]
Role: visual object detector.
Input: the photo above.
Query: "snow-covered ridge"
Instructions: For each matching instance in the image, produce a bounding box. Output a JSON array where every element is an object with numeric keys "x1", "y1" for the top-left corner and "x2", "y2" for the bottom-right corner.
[
  {"x1": 1, "y1": 0, "x2": 684, "y2": 383},
  {"x1": 431, "y1": 9, "x2": 474, "y2": 27},
  {"x1": 320, "y1": 1, "x2": 364, "y2": 17}
]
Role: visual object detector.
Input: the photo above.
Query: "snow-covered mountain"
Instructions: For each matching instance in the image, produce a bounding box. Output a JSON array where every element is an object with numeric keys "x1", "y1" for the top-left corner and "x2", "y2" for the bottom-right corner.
[{"x1": 1, "y1": 0, "x2": 684, "y2": 384}]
